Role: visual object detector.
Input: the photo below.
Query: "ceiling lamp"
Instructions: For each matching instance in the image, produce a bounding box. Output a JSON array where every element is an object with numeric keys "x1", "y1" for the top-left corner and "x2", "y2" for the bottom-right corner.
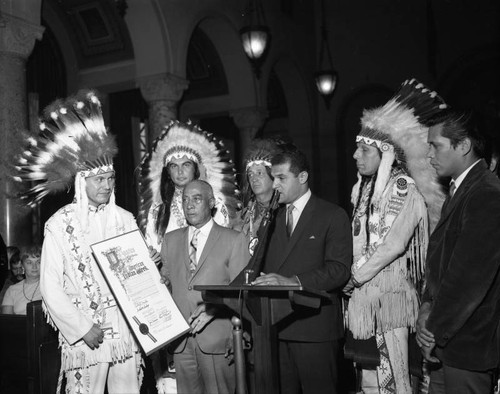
[
  {"x1": 240, "y1": 0, "x2": 270, "y2": 78},
  {"x1": 315, "y1": 0, "x2": 338, "y2": 106}
]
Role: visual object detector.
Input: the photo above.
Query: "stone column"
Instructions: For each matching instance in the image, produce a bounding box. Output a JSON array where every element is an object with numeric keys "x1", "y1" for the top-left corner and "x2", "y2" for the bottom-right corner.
[
  {"x1": 230, "y1": 107, "x2": 268, "y2": 170},
  {"x1": 0, "y1": 11, "x2": 44, "y2": 246},
  {"x1": 138, "y1": 73, "x2": 189, "y2": 145}
]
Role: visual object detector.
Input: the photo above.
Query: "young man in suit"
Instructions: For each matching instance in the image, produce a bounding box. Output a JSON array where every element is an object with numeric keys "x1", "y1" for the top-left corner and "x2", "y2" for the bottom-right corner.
[
  {"x1": 416, "y1": 110, "x2": 500, "y2": 392},
  {"x1": 161, "y1": 180, "x2": 250, "y2": 394},
  {"x1": 253, "y1": 147, "x2": 352, "y2": 394}
]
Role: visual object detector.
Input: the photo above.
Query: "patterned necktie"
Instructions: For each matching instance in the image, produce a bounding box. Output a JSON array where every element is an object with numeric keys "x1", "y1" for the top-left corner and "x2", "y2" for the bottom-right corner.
[
  {"x1": 286, "y1": 204, "x2": 295, "y2": 238},
  {"x1": 189, "y1": 229, "x2": 200, "y2": 274},
  {"x1": 449, "y1": 180, "x2": 456, "y2": 198}
]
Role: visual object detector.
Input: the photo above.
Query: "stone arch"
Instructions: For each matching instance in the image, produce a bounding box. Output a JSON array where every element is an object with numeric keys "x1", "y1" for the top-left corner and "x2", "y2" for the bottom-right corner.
[
  {"x1": 41, "y1": 1, "x2": 79, "y2": 92},
  {"x1": 125, "y1": 0, "x2": 173, "y2": 78}
]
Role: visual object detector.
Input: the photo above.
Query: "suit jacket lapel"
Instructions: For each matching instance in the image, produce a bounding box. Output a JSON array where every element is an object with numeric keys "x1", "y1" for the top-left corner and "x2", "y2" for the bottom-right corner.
[
  {"x1": 180, "y1": 227, "x2": 191, "y2": 273},
  {"x1": 267, "y1": 207, "x2": 287, "y2": 272},
  {"x1": 274, "y1": 196, "x2": 316, "y2": 271},
  {"x1": 433, "y1": 161, "x2": 486, "y2": 232}
]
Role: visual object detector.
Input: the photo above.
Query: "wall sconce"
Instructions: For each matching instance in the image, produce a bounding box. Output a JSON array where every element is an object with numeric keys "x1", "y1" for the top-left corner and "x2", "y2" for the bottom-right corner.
[
  {"x1": 240, "y1": 0, "x2": 270, "y2": 79},
  {"x1": 315, "y1": 0, "x2": 337, "y2": 107}
]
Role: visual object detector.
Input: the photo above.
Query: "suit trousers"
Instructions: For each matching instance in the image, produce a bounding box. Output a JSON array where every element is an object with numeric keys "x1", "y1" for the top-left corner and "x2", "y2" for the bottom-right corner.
[
  {"x1": 278, "y1": 339, "x2": 340, "y2": 394},
  {"x1": 174, "y1": 335, "x2": 235, "y2": 394},
  {"x1": 429, "y1": 363, "x2": 494, "y2": 394}
]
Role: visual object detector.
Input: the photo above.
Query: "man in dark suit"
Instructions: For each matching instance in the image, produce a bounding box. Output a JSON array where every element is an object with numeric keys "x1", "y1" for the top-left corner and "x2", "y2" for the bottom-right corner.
[
  {"x1": 161, "y1": 180, "x2": 250, "y2": 394},
  {"x1": 253, "y1": 148, "x2": 352, "y2": 394},
  {"x1": 416, "y1": 110, "x2": 500, "y2": 393}
]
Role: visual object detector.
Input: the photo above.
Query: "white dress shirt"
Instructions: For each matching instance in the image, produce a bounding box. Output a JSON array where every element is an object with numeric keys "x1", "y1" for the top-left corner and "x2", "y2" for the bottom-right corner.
[
  {"x1": 452, "y1": 159, "x2": 481, "y2": 194},
  {"x1": 286, "y1": 189, "x2": 311, "y2": 234},
  {"x1": 188, "y1": 219, "x2": 214, "y2": 263}
]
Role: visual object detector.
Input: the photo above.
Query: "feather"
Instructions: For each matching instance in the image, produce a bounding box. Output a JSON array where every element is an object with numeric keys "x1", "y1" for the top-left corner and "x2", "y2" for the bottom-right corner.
[
  {"x1": 12, "y1": 89, "x2": 117, "y2": 205},
  {"x1": 358, "y1": 79, "x2": 448, "y2": 230},
  {"x1": 136, "y1": 121, "x2": 241, "y2": 233}
]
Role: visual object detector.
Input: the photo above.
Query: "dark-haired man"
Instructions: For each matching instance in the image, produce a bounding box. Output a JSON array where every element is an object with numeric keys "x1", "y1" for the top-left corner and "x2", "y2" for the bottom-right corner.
[
  {"x1": 253, "y1": 148, "x2": 352, "y2": 394},
  {"x1": 417, "y1": 110, "x2": 500, "y2": 392}
]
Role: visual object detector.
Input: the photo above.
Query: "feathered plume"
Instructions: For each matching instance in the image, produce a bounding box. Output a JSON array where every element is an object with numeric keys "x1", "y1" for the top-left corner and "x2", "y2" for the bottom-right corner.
[
  {"x1": 359, "y1": 78, "x2": 448, "y2": 230},
  {"x1": 13, "y1": 90, "x2": 117, "y2": 206},
  {"x1": 136, "y1": 120, "x2": 241, "y2": 232}
]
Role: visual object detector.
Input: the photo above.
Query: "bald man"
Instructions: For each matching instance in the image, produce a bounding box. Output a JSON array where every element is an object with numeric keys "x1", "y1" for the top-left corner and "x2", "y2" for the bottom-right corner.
[{"x1": 161, "y1": 180, "x2": 250, "y2": 394}]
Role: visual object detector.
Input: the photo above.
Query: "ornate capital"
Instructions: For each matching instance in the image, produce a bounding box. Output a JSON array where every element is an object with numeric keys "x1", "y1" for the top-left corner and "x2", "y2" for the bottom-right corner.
[
  {"x1": 138, "y1": 73, "x2": 189, "y2": 103},
  {"x1": 230, "y1": 107, "x2": 268, "y2": 133},
  {"x1": 0, "y1": 12, "x2": 44, "y2": 59}
]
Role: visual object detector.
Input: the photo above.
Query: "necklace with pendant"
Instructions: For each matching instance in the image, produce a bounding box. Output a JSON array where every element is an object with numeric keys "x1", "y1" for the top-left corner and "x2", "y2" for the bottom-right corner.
[{"x1": 23, "y1": 280, "x2": 40, "y2": 302}]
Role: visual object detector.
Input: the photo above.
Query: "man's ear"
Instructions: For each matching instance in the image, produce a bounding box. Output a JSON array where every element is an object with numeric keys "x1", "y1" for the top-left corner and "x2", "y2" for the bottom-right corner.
[
  {"x1": 298, "y1": 171, "x2": 309, "y2": 184},
  {"x1": 209, "y1": 197, "x2": 216, "y2": 209},
  {"x1": 459, "y1": 137, "x2": 472, "y2": 156}
]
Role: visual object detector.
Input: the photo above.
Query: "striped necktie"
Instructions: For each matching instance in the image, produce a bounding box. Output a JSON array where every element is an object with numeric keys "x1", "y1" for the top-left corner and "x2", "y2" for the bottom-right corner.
[{"x1": 189, "y1": 229, "x2": 200, "y2": 274}]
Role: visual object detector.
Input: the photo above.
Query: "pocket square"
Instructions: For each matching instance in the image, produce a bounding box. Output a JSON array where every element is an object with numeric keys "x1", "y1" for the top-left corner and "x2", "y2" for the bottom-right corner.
[{"x1": 309, "y1": 235, "x2": 316, "y2": 239}]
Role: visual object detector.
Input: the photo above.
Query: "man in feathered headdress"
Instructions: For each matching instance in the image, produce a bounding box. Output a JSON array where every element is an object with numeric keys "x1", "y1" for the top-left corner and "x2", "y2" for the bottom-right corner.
[
  {"x1": 137, "y1": 120, "x2": 241, "y2": 393},
  {"x1": 137, "y1": 121, "x2": 241, "y2": 251},
  {"x1": 14, "y1": 91, "x2": 150, "y2": 394},
  {"x1": 238, "y1": 138, "x2": 285, "y2": 254},
  {"x1": 344, "y1": 79, "x2": 447, "y2": 393}
]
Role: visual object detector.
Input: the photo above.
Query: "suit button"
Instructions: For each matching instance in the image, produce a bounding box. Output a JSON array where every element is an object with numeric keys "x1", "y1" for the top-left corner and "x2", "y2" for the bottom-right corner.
[{"x1": 188, "y1": 286, "x2": 192, "y2": 290}]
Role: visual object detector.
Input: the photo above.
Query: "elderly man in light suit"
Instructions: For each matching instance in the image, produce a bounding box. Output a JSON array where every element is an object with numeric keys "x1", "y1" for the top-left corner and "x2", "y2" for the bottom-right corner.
[{"x1": 161, "y1": 180, "x2": 250, "y2": 394}]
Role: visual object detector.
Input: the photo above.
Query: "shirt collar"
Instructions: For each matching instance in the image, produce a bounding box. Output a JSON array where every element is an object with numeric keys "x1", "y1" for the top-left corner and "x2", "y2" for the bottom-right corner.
[
  {"x1": 453, "y1": 159, "x2": 481, "y2": 191},
  {"x1": 287, "y1": 189, "x2": 311, "y2": 214},
  {"x1": 189, "y1": 218, "x2": 214, "y2": 238}
]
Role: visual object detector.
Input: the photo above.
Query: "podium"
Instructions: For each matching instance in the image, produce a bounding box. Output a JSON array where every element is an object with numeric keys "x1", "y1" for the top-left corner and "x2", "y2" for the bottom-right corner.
[{"x1": 194, "y1": 284, "x2": 329, "y2": 394}]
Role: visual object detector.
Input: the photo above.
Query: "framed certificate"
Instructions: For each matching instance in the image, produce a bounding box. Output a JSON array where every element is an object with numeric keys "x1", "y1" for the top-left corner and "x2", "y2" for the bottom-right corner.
[{"x1": 91, "y1": 229, "x2": 190, "y2": 355}]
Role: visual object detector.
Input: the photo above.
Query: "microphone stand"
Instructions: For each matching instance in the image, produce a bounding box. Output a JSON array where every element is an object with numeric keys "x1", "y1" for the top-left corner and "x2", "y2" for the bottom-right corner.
[
  {"x1": 229, "y1": 189, "x2": 281, "y2": 394},
  {"x1": 231, "y1": 189, "x2": 281, "y2": 286}
]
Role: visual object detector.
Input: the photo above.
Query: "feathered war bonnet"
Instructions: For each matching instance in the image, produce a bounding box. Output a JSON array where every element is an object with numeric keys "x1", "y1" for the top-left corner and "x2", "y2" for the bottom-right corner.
[
  {"x1": 137, "y1": 120, "x2": 241, "y2": 231},
  {"x1": 352, "y1": 79, "x2": 448, "y2": 230},
  {"x1": 14, "y1": 90, "x2": 118, "y2": 210},
  {"x1": 242, "y1": 138, "x2": 284, "y2": 202},
  {"x1": 244, "y1": 138, "x2": 284, "y2": 170}
]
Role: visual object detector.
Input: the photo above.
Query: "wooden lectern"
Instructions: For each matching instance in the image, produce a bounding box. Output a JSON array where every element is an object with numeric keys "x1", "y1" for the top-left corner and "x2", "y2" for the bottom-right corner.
[{"x1": 194, "y1": 283, "x2": 329, "y2": 394}]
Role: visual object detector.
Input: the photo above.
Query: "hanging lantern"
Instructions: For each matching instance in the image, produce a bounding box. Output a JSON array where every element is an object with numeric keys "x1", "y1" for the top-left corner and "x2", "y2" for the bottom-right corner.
[
  {"x1": 315, "y1": 70, "x2": 338, "y2": 96},
  {"x1": 240, "y1": 25, "x2": 270, "y2": 60},
  {"x1": 240, "y1": 0, "x2": 271, "y2": 78},
  {"x1": 315, "y1": 0, "x2": 338, "y2": 106}
]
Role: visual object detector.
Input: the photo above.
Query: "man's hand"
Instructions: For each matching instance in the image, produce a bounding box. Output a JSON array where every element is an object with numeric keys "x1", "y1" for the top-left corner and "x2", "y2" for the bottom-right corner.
[
  {"x1": 159, "y1": 265, "x2": 171, "y2": 287},
  {"x1": 343, "y1": 278, "x2": 355, "y2": 296},
  {"x1": 148, "y1": 246, "x2": 162, "y2": 268},
  {"x1": 82, "y1": 324, "x2": 104, "y2": 350},
  {"x1": 421, "y1": 342, "x2": 440, "y2": 363},
  {"x1": 224, "y1": 331, "x2": 252, "y2": 365},
  {"x1": 416, "y1": 302, "x2": 440, "y2": 363},
  {"x1": 252, "y1": 272, "x2": 300, "y2": 286},
  {"x1": 225, "y1": 336, "x2": 234, "y2": 365},
  {"x1": 189, "y1": 304, "x2": 215, "y2": 334},
  {"x1": 416, "y1": 302, "x2": 435, "y2": 349}
]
